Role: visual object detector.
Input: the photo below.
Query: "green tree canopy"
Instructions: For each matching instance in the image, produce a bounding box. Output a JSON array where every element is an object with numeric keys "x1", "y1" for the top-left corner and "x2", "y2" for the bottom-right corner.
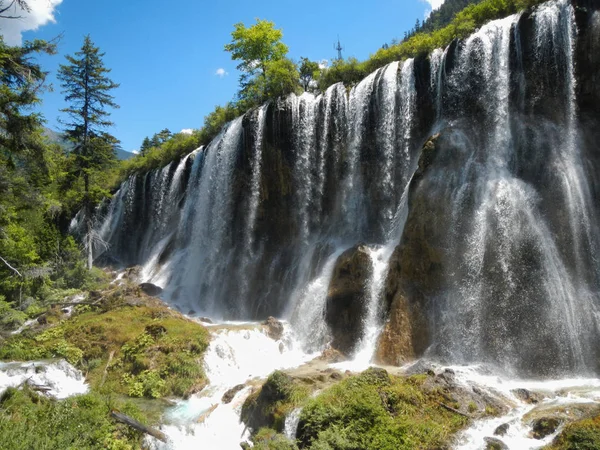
[
  {"x1": 225, "y1": 19, "x2": 299, "y2": 108},
  {"x1": 299, "y1": 57, "x2": 320, "y2": 92},
  {"x1": 224, "y1": 19, "x2": 288, "y2": 78}
]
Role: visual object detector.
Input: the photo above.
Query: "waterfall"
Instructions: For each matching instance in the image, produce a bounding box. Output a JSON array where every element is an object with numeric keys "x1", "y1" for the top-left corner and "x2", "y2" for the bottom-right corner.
[{"x1": 90, "y1": 0, "x2": 600, "y2": 377}]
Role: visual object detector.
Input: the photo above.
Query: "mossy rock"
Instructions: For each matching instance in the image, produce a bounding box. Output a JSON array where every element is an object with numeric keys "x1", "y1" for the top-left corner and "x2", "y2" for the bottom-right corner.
[
  {"x1": 544, "y1": 413, "x2": 600, "y2": 450},
  {"x1": 296, "y1": 367, "x2": 469, "y2": 449},
  {"x1": 242, "y1": 371, "x2": 309, "y2": 434}
]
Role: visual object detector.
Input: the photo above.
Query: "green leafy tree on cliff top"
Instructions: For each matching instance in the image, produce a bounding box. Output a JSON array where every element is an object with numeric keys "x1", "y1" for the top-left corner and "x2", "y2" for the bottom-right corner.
[{"x1": 225, "y1": 19, "x2": 299, "y2": 108}]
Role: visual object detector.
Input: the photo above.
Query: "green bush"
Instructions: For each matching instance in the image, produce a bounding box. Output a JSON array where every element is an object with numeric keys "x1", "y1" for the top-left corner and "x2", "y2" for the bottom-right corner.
[
  {"x1": 0, "y1": 387, "x2": 149, "y2": 450},
  {"x1": 297, "y1": 368, "x2": 468, "y2": 450}
]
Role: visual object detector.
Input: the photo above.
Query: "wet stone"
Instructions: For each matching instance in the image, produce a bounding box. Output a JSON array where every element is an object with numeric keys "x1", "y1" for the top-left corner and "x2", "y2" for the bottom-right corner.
[
  {"x1": 494, "y1": 423, "x2": 509, "y2": 436},
  {"x1": 484, "y1": 436, "x2": 509, "y2": 450},
  {"x1": 222, "y1": 384, "x2": 246, "y2": 404},
  {"x1": 531, "y1": 417, "x2": 562, "y2": 439}
]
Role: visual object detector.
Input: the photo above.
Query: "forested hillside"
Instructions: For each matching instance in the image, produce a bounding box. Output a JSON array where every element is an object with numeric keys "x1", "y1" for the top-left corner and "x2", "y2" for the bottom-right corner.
[{"x1": 421, "y1": 0, "x2": 485, "y2": 33}]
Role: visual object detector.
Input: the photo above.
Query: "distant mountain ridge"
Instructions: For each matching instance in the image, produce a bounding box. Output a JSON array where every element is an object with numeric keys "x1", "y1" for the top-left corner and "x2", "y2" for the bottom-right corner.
[{"x1": 43, "y1": 127, "x2": 134, "y2": 161}]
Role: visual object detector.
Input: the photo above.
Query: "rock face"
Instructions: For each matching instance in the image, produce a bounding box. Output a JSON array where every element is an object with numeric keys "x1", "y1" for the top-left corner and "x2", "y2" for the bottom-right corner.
[
  {"x1": 139, "y1": 283, "x2": 163, "y2": 297},
  {"x1": 325, "y1": 245, "x2": 373, "y2": 355},
  {"x1": 375, "y1": 134, "x2": 443, "y2": 365},
  {"x1": 484, "y1": 437, "x2": 509, "y2": 450},
  {"x1": 262, "y1": 317, "x2": 284, "y2": 341}
]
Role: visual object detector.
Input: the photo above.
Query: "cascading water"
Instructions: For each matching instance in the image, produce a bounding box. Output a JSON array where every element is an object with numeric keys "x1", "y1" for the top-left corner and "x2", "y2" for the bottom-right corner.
[{"x1": 87, "y1": 0, "x2": 600, "y2": 380}]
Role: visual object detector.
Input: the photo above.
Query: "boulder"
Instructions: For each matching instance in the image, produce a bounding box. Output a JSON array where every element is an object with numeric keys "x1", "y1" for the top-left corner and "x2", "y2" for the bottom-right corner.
[
  {"x1": 325, "y1": 244, "x2": 373, "y2": 355},
  {"x1": 531, "y1": 417, "x2": 562, "y2": 439},
  {"x1": 139, "y1": 283, "x2": 163, "y2": 297},
  {"x1": 512, "y1": 388, "x2": 544, "y2": 404},
  {"x1": 263, "y1": 316, "x2": 284, "y2": 341},
  {"x1": 494, "y1": 423, "x2": 510, "y2": 436},
  {"x1": 222, "y1": 384, "x2": 246, "y2": 404},
  {"x1": 199, "y1": 317, "x2": 213, "y2": 324},
  {"x1": 484, "y1": 437, "x2": 509, "y2": 450},
  {"x1": 318, "y1": 347, "x2": 346, "y2": 363}
]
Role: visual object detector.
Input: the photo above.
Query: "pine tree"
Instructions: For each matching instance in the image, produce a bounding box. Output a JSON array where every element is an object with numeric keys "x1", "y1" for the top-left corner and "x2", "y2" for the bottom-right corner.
[
  {"x1": 140, "y1": 136, "x2": 152, "y2": 155},
  {"x1": 58, "y1": 35, "x2": 119, "y2": 270}
]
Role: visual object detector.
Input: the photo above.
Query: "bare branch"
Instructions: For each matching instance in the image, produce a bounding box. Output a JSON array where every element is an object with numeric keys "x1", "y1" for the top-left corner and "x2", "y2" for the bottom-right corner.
[{"x1": 0, "y1": 255, "x2": 23, "y2": 278}]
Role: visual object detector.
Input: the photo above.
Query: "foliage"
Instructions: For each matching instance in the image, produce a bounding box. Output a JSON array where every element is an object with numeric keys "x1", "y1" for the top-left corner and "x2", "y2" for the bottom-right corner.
[
  {"x1": 0, "y1": 36, "x2": 56, "y2": 158},
  {"x1": 252, "y1": 428, "x2": 299, "y2": 450},
  {"x1": 296, "y1": 368, "x2": 468, "y2": 450},
  {"x1": 225, "y1": 19, "x2": 300, "y2": 109},
  {"x1": 317, "y1": 0, "x2": 547, "y2": 90},
  {"x1": 0, "y1": 286, "x2": 210, "y2": 399},
  {"x1": 545, "y1": 414, "x2": 600, "y2": 450},
  {"x1": 139, "y1": 128, "x2": 172, "y2": 156},
  {"x1": 242, "y1": 370, "x2": 309, "y2": 433},
  {"x1": 0, "y1": 386, "x2": 148, "y2": 449},
  {"x1": 58, "y1": 35, "x2": 120, "y2": 268},
  {"x1": 299, "y1": 58, "x2": 320, "y2": 92}
]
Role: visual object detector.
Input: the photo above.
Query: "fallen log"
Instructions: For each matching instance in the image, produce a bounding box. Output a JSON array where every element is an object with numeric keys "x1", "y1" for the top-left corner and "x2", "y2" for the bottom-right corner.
[
  {"x1": 110, "y1": 411, "x2": 167, "y2": 442},
  {"x1": 437, "y1": 402, "x2": 472, "y2": 419},
  {"x1": 197, "y1": 404, "x2": 218, "y2": 424}
]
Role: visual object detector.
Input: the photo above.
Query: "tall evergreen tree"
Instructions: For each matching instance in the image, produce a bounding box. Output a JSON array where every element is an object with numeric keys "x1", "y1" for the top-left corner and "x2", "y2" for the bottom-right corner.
[{"x1": 58, "y1": 35, "x2": 119, "y2": 269}]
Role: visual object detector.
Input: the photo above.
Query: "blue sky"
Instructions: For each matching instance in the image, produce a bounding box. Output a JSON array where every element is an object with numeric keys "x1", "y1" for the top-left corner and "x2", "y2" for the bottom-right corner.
[{"x1": 1, "y1": 0, "x2": 443, "y2": 153}]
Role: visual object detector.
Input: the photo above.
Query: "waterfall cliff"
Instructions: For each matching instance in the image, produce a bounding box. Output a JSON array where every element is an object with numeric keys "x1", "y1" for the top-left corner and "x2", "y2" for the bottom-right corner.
[{"x1": 83, "y1": 0, "x2": 600, "y2": 377}]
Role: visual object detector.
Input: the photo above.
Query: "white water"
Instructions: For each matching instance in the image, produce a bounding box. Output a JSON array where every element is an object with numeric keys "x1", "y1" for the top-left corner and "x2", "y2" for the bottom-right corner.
[
  {"x1": 148, "y1": 322, "x2": 315, "y2": 450},
  {"x1": 289, "y1": 247, "x2": 347, "y2": 352},
  {"x1": 0, "y1": 360, "x2": 88, "y2": 399},
  {"x1": 451, "y1": 365, "x2": 600, "y2": 449},
  {"x1": 341, "y1": 245, "x2": 396, "y2": 372}
]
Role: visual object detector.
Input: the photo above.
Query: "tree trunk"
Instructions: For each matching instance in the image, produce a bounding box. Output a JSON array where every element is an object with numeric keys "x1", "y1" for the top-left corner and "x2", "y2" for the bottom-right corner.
[
  {"x1": 84, "y1": 172, "x2": 93, "y2": 270},
  {"x1": 110, "y1": 411, "x2": 167, "y2": 442}
]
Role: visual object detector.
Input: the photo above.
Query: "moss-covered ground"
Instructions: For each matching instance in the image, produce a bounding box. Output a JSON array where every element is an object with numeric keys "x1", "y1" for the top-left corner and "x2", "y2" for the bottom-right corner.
[
  {"x1": 544, "y1": 413, "x2": 600, "y2": 450},
  {"x1": 243, "y1": 367, "x2": 472, "y2": 450},
  {"x1": 0, "y1": 278, "x2": 210, "y2": 449}
]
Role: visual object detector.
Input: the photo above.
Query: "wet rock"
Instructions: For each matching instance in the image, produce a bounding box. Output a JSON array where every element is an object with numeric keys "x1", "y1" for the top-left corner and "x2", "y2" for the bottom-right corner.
[
  {"x1": 139, "y1": 283, "x2": 163, "y2": 297},
  {"x1": 484, "y1": 436, "x2": 509, "y2": 450},
  {"x1": 375, "y1": 136, "x2": 445, "y2": 366},
  {"x1": 318, "y1": 347, "x2": 346, "y2": 363},
  {"x1": 222, "y1": 384, "x2": 245, "y2": 404},
  {"x1": 263, "y1": 316, "x2": 284, "y2": 341},
  {"x1": 531, "y1": 417, "x2": 562, "y2": 439},
  {"x1": 494, "y1": 423, "x2": 510, "y2": 436},
  {"x1": 325, "y1": 244, "x2": 373, "y2": 355},
  {"x1": 199, "y1": 317, "x2": 213, "y2": 324},
  {"x1": 241, "y1": 371, "x2": 297, "y2": 432},
  {"x1": 124, "y1": 265, "x2": 142, "y2": 282},
  {"x1": 512, "y1": 388, "x2": 543, "y2": 404}
]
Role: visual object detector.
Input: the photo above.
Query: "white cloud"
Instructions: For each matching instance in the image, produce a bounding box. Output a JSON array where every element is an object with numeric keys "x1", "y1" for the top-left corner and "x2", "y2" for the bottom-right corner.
[
  {"x1": 318, "y1": 59, "x2": 329, "y2": 70},
  {"x1": 215, "y1": 68, "x2": 228, "y2": 78},
  {"x1": 131, "y1": 150, "x2": 140, "y2": 155},
  {"x1": 0, "y1": 0, "x2": 63, "y2": 45},
  {"x1": 422, "y1": 0, "x2": 445, "y2": 18},
  {"x1": 180, "y1": 128, "x2": 194, "y2": 135}
]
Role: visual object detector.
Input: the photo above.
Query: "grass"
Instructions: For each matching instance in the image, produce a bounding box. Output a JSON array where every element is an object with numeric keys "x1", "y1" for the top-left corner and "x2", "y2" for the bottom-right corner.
[
  {"x1": 0, "y1": 386, "x2": 148, "y2": 450},
  {"x1": 0, "y1": 285, "x2": 210, "y2": 400},
  {"x1": 545, "y1": 414, "x2": 600, "y2": 450},
  {"x1": 296, "y1": 368, "x2": 469, "y2": 450}
]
